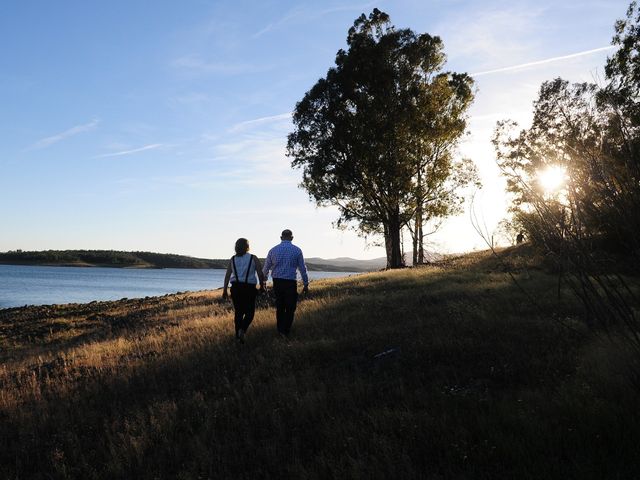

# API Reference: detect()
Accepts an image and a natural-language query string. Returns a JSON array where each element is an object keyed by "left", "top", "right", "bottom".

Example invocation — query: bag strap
[
  {"left": 231, "top": 256, "right": 238, "bottom": 282},
  {"left": 244, "top": 255, "right": 253, "bottom": 283}
]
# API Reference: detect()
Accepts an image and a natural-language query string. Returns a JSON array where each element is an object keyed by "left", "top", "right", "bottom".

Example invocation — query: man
[{"left": 263, "top": 229, "right": 309, "bottom": 337}]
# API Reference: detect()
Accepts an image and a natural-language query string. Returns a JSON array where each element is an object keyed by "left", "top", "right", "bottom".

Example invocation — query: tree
[
  {"left": 494, "top": 79, "right": 610, "bottom": 249},
  {"left": 398, "top": 68, "right": 477, "bottom": 265},
  {"left": 495, "top": 2, "right": 640, "bottom": 257},
  {"left": 602, "top": 1, "right": 640, "bottom": 132},
  {"left": 597, "top": 0, "right": 640, "bottom": 252},
  {"left": 493, "top": 2, "right": 640, "bottom": 375},
  {"left": 287, "top": 9, "right": 476, "bottom": 268},
  {"left": 496, "top": 70, "right": 640, "bottom": 255}
]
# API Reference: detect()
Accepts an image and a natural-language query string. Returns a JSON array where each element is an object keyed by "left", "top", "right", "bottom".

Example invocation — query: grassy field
[{"left": 1, "top": 247, "right": 639, "bottom": 479}]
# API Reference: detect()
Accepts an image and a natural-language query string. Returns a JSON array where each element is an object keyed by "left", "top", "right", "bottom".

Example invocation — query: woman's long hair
[{"left": 235, "top": 238, "right": 249, "bottom": 255}]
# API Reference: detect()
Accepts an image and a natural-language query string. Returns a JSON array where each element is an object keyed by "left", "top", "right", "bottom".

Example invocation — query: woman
[{"left": 222, "top": 238, "right": 265, "bottom": 342}]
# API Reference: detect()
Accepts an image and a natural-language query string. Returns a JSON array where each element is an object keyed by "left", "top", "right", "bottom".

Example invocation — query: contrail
[
  {"left": 95, "top": 143, "right": 163, "bottom": 158},
  {"left": 28, "top": 118, "right": 99, "bottom": 150},
  {"left": 228, "top": 112, "right": 292, "bottom": 133},
  {"left": 471, "top": 46, "right": 615, "bottom": 77}
]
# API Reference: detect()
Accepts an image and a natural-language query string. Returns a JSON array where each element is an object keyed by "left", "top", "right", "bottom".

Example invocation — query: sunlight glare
[{"left": 537, "top": 165, "right": 567, "bottom": 195}]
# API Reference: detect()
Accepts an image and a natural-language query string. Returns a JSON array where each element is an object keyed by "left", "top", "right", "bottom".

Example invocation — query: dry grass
[{"left": 1, "top": 249, "right": 639, "bottom": 479}]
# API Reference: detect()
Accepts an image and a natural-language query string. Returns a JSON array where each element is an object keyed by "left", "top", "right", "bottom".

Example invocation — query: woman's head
[{"left": 235, "top": 238, "right": 249, "bottom": 255}]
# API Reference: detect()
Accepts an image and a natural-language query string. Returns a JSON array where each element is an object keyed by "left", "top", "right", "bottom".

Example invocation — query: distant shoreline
[
  {"left": 0, "top": 261, "right": 164, "bottom": 269},
  {"left": 0, "top": 250, "right": 224, "bottom": 270},
  {"left": 0, "top": 261, "right": 362, "bottom": 272},
  {"left": 0, "top": 250, "right": 375, "bottom": 272}
]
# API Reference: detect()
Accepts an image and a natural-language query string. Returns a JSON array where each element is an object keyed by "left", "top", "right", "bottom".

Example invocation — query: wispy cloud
[
  {"left": 317, "top": 1, "right": 379, "bottom": 17},
  {"left": 227, "top": 112, "right": 292, "bottom": 133},
  {"left": 439, "top": 4, "right": 544, "bottom": 69},
  {"left": 28, "top": 118, "right": 99, "bottom": 150},
  {"left": 171, "top": 54, "right": 267, "bottom": 75},
  {"left": 195, "top": 111, "right": 297, "bottom": 186},
  {"left": 168, "top": 92, "right": 211, "bottom": 106},
  {"left": 253, "top": 8, "right": 305, "bottom": 38},
  {"left": 95, "top": 143, "right": 163, "bottom": 158},
  {"left": 159, "top": 128, "right": 296, "bottom": 189},
  {"left": 252, "top": 1, "right": 378, "bottom": 38},
  {"left": 471, "top": 46, "right": 615, "bottom": 77}
]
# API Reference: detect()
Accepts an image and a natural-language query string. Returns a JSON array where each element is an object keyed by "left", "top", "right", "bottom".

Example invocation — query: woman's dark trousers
[
  {"left": 272, "top": 278, "right": 298, "bottom": 335},
  {"left": 230, "top": 283, "right": 257, "bottom": 335}
]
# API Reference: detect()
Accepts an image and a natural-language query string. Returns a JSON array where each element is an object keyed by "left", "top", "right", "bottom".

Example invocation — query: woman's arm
[
  {"left": 253, "top": 255, "right": 266, "bottom": 290},
  {"left": 222, "top": 261, "right": 232, "bottom": 299},
  {"left": 262, "top": 250, "right": 272, "bottom": 280}
]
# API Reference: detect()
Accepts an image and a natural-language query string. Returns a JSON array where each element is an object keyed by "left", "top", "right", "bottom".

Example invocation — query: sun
[{"left": 537, "top": 165, "right": 567, "bottom": 195}]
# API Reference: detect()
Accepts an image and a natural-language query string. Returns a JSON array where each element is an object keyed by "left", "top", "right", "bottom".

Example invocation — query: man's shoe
[{"left": 237, "top": 329, "right": 245, "bottom": 343}]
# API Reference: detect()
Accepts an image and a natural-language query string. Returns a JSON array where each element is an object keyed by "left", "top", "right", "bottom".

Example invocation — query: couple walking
[{"left": 222, "top": 229, "right": 309, "bottom": 342}]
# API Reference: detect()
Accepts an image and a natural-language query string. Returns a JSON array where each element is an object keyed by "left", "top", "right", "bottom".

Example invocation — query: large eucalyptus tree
[{"left": 287, "top": 9, "right": 475, "bottom": 268}]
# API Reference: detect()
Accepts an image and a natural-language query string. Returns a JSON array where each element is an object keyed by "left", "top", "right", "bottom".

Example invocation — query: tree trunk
[
  {"left": 411, "top": 222, "right": 418, "bottom": 266},
  {"left": 415, "top": 162, "right": 423, "bottom": 265},
  {"left": 417, "top": 219, "right": 424, "bottom": 264},
  {"left": 384, "top": 209, "right": 404, "bottom": 269},
  {"left": 416, "top": 205, "right": 423, "bottom": 264}
]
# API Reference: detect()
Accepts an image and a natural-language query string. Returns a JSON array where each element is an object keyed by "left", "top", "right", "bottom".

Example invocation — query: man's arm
[
  {"left": 298, "top": 250, "right": 309, "bottom": 292},
  {"left": 262, "top": 250, "right": 272, "bottom": 281}
]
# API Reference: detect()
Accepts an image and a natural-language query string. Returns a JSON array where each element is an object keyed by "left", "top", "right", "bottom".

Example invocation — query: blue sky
[{"left": 0, "top": 0, "right": 630, "bottom": 259}]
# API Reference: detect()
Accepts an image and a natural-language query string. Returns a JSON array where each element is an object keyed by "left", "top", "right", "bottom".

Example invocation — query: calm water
[{"left": 0, "top": 265, "right": 358, "bottom": 309}]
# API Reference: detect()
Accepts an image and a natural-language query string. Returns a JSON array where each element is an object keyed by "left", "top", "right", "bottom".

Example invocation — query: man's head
[{"left": 280, "top": 229, "right": 293, "bottom": 241}]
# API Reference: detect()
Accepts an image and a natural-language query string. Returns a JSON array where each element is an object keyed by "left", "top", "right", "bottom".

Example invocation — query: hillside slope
[{"left": 1, "top": 247, "right": 639, "bottom": 479}]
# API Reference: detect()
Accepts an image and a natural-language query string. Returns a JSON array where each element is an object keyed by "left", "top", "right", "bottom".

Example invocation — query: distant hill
[
  {"left": 0, "top": 250, "right": 227, "bottom": 269},
  {"left": 305, "top": 256, "right": 387, "bottom": 271},
  {"left": 306, "top": 250, "right": 444, "bottom": 271},
  {"left": 402, "top": 250, "right": 445, "bottom": 264},
  {"left": 0, "top": 250, "right": 383, "bottom": 272}
]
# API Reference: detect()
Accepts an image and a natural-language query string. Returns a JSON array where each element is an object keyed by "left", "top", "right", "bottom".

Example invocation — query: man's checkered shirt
[{"left": 263, "top": 240, "right": 309, "bottom": 285}]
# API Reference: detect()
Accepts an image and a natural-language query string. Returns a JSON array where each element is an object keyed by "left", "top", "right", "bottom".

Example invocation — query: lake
[{"left": 0, "top": 265, "right": 359, "bottom": 309}]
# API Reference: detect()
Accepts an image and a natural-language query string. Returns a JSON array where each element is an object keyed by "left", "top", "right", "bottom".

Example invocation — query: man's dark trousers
[{"left": 272, "top": 278, "right": 298, "bottom": 335}]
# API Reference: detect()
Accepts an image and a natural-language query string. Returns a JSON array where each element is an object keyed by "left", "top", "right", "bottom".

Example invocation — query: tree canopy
[
  {"left": 495, "top": 2, "right": 640, "bottom": 261},
  {"left": 287, "top": 9, "right": 476, "bottom": 268}
]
